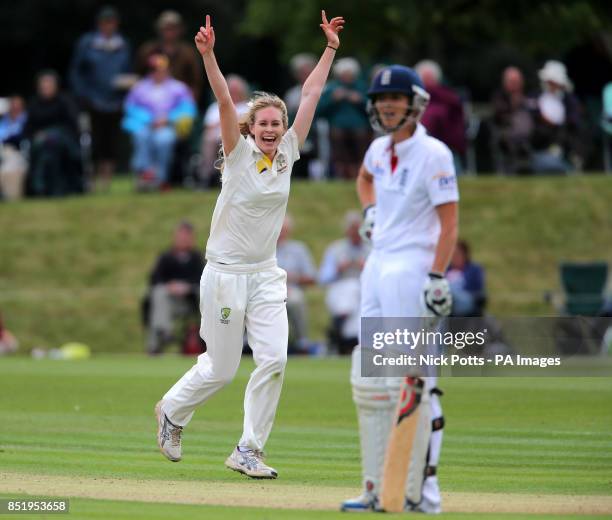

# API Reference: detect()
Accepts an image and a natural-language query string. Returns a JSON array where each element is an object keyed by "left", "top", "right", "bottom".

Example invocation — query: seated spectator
[
  {"left": 491, "top": 66, "right": 537, "bottom": 174},
  {"left": 318, "top": 58, "right": 370, "bottom": 179},
  {"left": 69, "top": 6, "right": 132, "bottom": 191},
  {"left": 531, "top": 60, "right": 586, "bottom": 173},
  {"left": 144, "top": 221, "right": 205, "bottom": 355},
  {"left": 276, "top": 215, "right": 318, "bottom": 354},
  {"left": 285, "top": 53, "right": 322, "bottom": 179},
  {"left": 0, "top": 95, "right": 27, "bottom": 147},
  {"left": 122, "top": 53, "right": 196, "bottom": 190},
  {"left": 136, "top": 10, "right": 203, "bottom": 103},
  {"left": 415, "top": 59, "right": 467, "bottom": 173},
  {"left": 319, "top": 211, "right": 369, "bottom": 354},
  {"left": 446, "top": 240, "right": 486, "bottom": 317},
  {"left": 0, "top": 311, "right": 18, "bottom": 356},
  {"left": 199, "top": 74, "right": 249, "bottom": 186},
  {"left": 0, "top": 95, "right": 28, "bottom": 200},
  {"left": 25, "top": 71, "right": 83, "bottom": 197}
]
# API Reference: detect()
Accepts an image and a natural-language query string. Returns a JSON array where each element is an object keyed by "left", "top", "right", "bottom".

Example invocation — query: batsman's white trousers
[
  {"left": 163, "top": 259, "right": 288, "bottom": 451},
  {"left": 352, "top": 247, "right": 443, "bottom": 506}
]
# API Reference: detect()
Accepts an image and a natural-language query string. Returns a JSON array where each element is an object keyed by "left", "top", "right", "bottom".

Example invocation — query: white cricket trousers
[
  {"left": 163, "top": 259, "right": 288, "bottom": 451},
  {"left": 352, "top": 248, "right": 444, "bottom": 507}
]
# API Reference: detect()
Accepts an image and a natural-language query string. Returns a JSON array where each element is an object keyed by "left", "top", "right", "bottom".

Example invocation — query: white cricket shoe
[
  {"left": 225, "top": 446, "right": 278, "bottom": 479},
  {"left": 405, "top": 498, "right": 442, "bottom": 514},
  {"left": 407, "top": 475, "right": 441, "bottom": 514},
  {"left": 340, "top": 491, "right": 378, "bottom": 512},
  {"left": 155, "top": 400, "right": 182, "bottom": 462}
]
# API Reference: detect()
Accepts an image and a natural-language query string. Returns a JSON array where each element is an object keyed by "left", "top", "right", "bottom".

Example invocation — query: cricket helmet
[{"left": 367, "top": 65, "right": 430, "bottom": 133}]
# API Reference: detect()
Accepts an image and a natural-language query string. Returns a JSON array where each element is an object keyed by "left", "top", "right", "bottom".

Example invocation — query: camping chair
[
  {"left": 560, "top": 262, "right": 608, "bottom": 316},
  {"left": 553, "top": 262, "right": 609, "bottom": 355}
]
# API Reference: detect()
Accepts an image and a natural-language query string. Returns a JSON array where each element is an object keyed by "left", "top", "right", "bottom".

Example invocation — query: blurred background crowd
[{"left": 1, "top": 1, "right": 612, "bottom": 200}]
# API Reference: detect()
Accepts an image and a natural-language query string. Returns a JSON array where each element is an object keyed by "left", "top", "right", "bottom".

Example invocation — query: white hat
[
  {"left": 344, "top": 210, "right": 362, "bottom": 230},
  {"left": 538, "top": 60, "right": 573, "bottom": 92},
  {"left": 156, "top": 10, "right": 182, "bottom": 29},
  {"left": 289, "top": 53, "right": 317, "bottom": 75},
  {"left": 333, "top": 58, "right": 361, "bottom": 78}
]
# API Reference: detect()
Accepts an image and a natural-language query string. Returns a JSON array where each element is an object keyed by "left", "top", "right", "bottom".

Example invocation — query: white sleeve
[
  {"left": 223, "top": 136, "right": 251, "bottom": 168},
  {"left": 299, "top": 243, "right": 317, "bottom": 279},
  {"left": 363, "top": 142, "right": 376, "bottom": 175},
  {"left": 284, "top": 127, "right": 301, "bottom": 163},
  {"left": 204, "top": 103, "right": 220, "bottom": 126},
  {"left": 426, "top": 146, "right": 459, "bottom": 206},
  {"left": 318, "top": 245, "right": 339, "bottom": 285}
]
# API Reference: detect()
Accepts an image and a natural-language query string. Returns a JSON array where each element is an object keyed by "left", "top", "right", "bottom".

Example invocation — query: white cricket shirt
[
  {"left": 206, "top": 128, "right": 300, "bottom": 265},
  {"left": 363, "top": 123, "right": 459, "bottom": 254}
]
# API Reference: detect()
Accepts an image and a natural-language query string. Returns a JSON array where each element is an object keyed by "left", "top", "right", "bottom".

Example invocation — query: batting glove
[
  {"left": 359, "top": 205, "right": 376, "bottom": 243},
  {"left": 423, "top": 273, "right": 452, "bottom": 317}
]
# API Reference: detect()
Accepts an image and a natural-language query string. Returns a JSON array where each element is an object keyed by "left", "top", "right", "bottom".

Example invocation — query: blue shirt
[
  {"left": 69, "top": 31, "right": 132, "bottom": 112},
  {"left": 0, "top": 113, "right": 27, "bottom": 145}
]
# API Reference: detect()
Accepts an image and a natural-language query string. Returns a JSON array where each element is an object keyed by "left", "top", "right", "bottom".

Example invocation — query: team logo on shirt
[
  {"left": 276, "top": 153, "right": 288, "bottom": 174},
  {"left": 220, "top": 307, "right": 231, "bottom": 324},
  {"left": 398, "top": 167, "right": 409, "bottom": 187},
  {"left": 432, "top": 172, "right": 456, "bottom": 189},
  {"left": 256, "top": 156, "right": 272, "bottom": 174},
  {"left": 372, "top": 161, "right": 385, "bottom": 175}
]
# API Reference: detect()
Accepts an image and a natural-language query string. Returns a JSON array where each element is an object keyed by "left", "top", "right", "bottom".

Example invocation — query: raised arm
[
  {"left": 195, "top": 15, "right": 240, "bottom": 155},
  {"left": 292, "top": 11, "right": 344, "bottom": 146}
]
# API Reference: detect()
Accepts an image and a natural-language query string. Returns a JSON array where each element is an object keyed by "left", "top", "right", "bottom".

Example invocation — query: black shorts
[{"left": 89, "top": 109, "right": 122, "bottom": 162}]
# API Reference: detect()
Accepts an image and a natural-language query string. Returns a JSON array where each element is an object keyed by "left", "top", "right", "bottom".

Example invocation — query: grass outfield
[
  {"left": 1, "top": 356, "right": 611, "bottom": 518},
  {"left": 1, "top": 176, "right": 612, "bottom": 353}
]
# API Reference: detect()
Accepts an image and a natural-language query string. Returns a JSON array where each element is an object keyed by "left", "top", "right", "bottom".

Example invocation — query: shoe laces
[
  {"left": 240, "top": 448, "right": 264, "bottom": 468},
  {"left": 254, "top": 449, "right": 265, "bottom": 460},
  {"left": 168, "top": 423, "right": 182, "bottom": 447}
]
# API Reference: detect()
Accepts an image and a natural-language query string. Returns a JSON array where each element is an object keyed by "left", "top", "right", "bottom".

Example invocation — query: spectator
[
  {"left": 0, "top": 95, "right": 27, "bottom": 147},
  {"left": 491, "top": 66, "right": 537, "bottom": 174},
  {"left": 285, "top": 53, "right": 321, "bottom": 179},
  {"left": 531, "top": 60, "right": 586, "bottom": 173},
  {"left": 199, "top": 74, "right": 249, "bottom": 186},
  {"left": 318, "top": 57, "right": 370, "bottom": 179},
  {"left": 276, "top": 215, "right": 317, "bottom": 354},
  {"left": 285, "top": 53, "right": 317, "bottom": 117},
  {"left": 136, "top": 10, "right": 203, "bottom": 103},
  {"left": 0, "top": 311, "right": 18, "bottom": 355},
  {"left": 24, "top": 71, "right": 82, "bottom": 197},
  {"left": 122, "top": 53, "right": 196, "bottom": 190},
  {"left": 145, "top": 221, "right": 205, "bottom": 355},
  {"left": 69, "top": 6, "right": 132, "bottom": 191},
  {"left": 0, "top": 95, "right": 28, "bottom": 200},
  {"left": 319, "top": 211, "right": 369, "bottom": 354},
  {"left": 446, "top": 240, "right": 486, "bottom": 317},
  {"left": 415, "top": 59, "right": 467, "bottom": 173}
]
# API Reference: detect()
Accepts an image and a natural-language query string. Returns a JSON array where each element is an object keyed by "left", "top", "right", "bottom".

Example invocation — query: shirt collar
[
  {"left": 246, "top": 135, "right": 280, "bottom": 178},
  {"left": 246, "top": 134, "right": 264, "bottom": 155},
  {"left": 389, "top": 123, "right": 426, "bottom": 154},
  {"left": 92, "top": 32, "right": 125, "bottom": 51}
]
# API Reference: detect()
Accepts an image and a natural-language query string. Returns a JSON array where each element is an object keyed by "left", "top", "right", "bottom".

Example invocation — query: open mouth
[
  {"left": 262, "top": 136, "right": 276, "bottom": 145},
  {"left": 381, "top": 111, "right": 397, "bottom": 119}
]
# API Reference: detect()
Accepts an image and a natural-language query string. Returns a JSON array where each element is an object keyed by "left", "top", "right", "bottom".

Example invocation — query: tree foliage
[{"left": 242, "top": 0, "right": 611, "bottom": 65}]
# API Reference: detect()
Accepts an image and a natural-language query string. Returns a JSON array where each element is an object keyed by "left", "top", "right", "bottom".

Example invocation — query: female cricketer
[
  {"left": 341, "top": 65, "right": 459, "bottom": 513},
  {"left": 155, "top": 11, "right": 344, "bottom": 479}
]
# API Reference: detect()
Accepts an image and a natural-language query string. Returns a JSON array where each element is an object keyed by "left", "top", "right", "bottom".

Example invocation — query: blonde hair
[{"left": 216, "top": 92, "right": 289, "bottom": 173}]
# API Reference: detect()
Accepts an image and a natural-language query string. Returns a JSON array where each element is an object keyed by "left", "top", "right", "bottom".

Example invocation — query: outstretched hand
[
  {"left": 195, "top": 15, "right": 215, "bottom": 56},
  {"left": 320, "top": 10, "right": 344, "bottom": 48}
]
